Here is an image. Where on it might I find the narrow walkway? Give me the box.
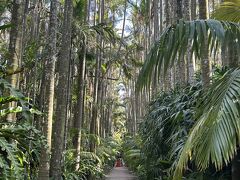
[105,166,138,180]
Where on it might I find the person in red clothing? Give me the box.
[115,152,123,167]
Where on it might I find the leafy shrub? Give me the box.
[63,134,120,179]
[0,72,45,179]
[125,68,233,179]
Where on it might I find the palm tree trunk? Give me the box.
[199,0,210,87]
[164,0,172,90]
[183,0,195,84]
[7,0,25,122]
[72,39,86,169]
[38,0,58,179]
[191,0,196,20]
[228,43,238,68]
[90,0,104,153]
[152,0,159,96]
[49,0,73,178]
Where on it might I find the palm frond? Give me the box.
[173,68,240,179]
[136,20,240,91]
[212,0,240,23]
[125,149,141,159]
[81,151,102,165]
[0,23,12,30]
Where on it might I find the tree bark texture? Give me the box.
[50,0,73,178]
[199,0,210,87]
[7,0,25,122]
[72,41,86,170]
[38,0,58,179]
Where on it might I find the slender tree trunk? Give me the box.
[152,0,159,96]
[153,0,159,40]
[159,0,163,32]
[132,81,137,134]
[228,43,239,68]
[183,0,195,84]
[64,46,74,150]
[191,0,197,20]
[72,39,86,169]
[199,0,210,87]
[49,0,73,178]
[174,0,187,87]
[38,0,58,179]
[90,0,103,153]
[7,0,25,122]
[221,45,228,67]
[99,0,106,139]
[164,0,172,90]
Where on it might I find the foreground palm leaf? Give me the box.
[213,0,240,23]
[173,68,240,179]
[136,20,240,90]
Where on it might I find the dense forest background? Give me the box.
[0,0,239,179]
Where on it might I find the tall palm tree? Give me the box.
[38,0,58,179]
[136,19,240,90]
[199,0,211,87]
[7,0,25,122]
[136,1,240,179]
[50,0,73,178]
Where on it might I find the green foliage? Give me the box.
[63,133,120,179]
[73,0,87,20]
[0,122,45,179]
[0,78,41,120]
[0,70,44,179]
[136,19,240,90]
[126,71,233,179]
[137,83,203,179]
[73,22,118,47]
[23,41,39,69]
[89,23,119,44]
[122,136,143,174]
[0,24,12,31]
[212,0,240,23]
[0,0,10,16]
[174,68,240,179]
[63,149,103,180]
[139,0,150,24]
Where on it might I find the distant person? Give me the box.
[115,152,123,167]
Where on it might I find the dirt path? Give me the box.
[105,166,138,180]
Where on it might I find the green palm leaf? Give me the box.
[136,20,240,91]
[125,149,141,159]
[0,24,12,30]
[173,68,240,179]
[212,0,240,23]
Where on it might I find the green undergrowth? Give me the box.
[0,70,45,179]
[63,133,122,179]
[122,68,232,179]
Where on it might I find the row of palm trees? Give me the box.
[137,0,240,179]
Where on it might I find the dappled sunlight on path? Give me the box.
[105,166,138,180]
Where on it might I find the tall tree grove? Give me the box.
[0,0,239,179]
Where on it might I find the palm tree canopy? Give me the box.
[173,68,240,179]
[212,0,240,23]
[136,20,240,91]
